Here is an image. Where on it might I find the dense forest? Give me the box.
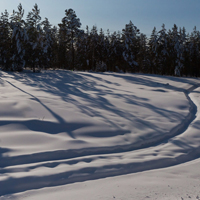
[0,3,200,76]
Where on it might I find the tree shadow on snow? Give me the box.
[0,71,199,196]
[6,70,187,134]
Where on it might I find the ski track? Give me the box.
[0,71,200,197]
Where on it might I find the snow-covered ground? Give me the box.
[0,70,199,199]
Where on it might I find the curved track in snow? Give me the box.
[0,71,199,197]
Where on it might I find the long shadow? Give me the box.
[8,71,187,122]
[109,73,199,92]
[0,147,10,159]
[4,70,195,141]
[1,70,197,135]
[0,119,91,136]
[0,71,197,147]
[0,147,11,169]
[0,70,197,168]
[5,80,75,139]
[0,71,200,196]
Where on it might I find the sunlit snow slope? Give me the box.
[0,70,199,197]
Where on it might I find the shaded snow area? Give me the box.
[0,70,200,200]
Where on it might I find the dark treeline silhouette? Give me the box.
[0,3,200,76]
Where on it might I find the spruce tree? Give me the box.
[122,21,140,72]
[25,3,42,72]
[95,28,107,72]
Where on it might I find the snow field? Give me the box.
[0,70,199,199]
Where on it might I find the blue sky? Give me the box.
[1,0,200,36]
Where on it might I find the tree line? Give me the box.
[0,3,200,76]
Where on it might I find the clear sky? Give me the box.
[1,0,200,36]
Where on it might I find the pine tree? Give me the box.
[58,20,68,69]
[25,3,42,72]
[188,26,200,77]
[157,24,169,75]
[59,8,81,70]
[137,33,150,73]
[95,28,107,72]
[180,27,190,76]
[108,31,124,72]
[89,25,99,70]
[148,27,159,74]
[0,10,11,70]
[41,18,58,69]
[104,29,111,71]
[10,3,27,71]
[75,27,89,70]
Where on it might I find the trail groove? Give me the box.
[0,71,199,196]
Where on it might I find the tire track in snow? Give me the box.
[0,76,200,196]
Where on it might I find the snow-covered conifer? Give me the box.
[157,24,169,74]
[108,31,123,72]
[122,21,140,72]
[75,27,90,70]
[25,3,42,72]
[187,26,200,76]
[137,33,150,73]
[148,27,159,73]
[41,18,58,69]
[89,25,99,70]
[59,8,81,70]
[169,24,184,76]
[95,28,108,71]
[10,3,27,71]
[0,10,11,70]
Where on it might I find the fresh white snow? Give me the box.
[0,70,199,199]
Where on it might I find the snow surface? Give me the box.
[0,70,199,199]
